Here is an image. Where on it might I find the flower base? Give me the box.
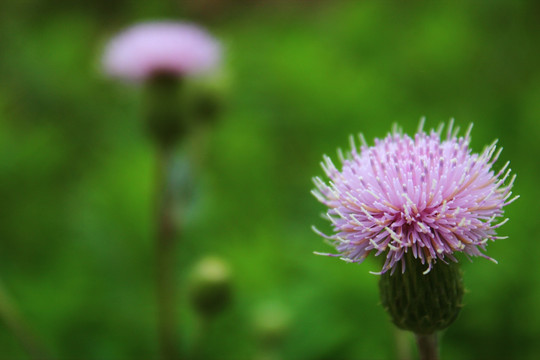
[379,252,464,335]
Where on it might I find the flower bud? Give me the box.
[189,256,232,317]
[253,301,291,347]
[186,73,229,126]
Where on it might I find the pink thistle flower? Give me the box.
[312,120,518,275]
[102,21,221,81]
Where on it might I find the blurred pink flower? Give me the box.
[313,120,518,275]
[103,21,221,81]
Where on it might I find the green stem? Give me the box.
[191,314,209,360]
[415,333,439,360]
[0,279,49,360]
[155,145,180,360]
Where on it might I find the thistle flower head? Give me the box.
[102,21,221,81]
[313,120,518,275]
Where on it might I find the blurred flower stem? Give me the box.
[0,279,49,360]
[415,333,438,360]
[190,315,209,360]
[154,144,180,360]
[146,73,186,360]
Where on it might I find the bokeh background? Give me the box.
[1,0,539,359]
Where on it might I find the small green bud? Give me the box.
[185,72,229,126]
[189,256,232,317]
[191,89,223,125]
[379,252,464,334]
[253,301,291,347]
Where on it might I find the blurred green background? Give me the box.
[1,0,539,359]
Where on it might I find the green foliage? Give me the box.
[0,1,539,359]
